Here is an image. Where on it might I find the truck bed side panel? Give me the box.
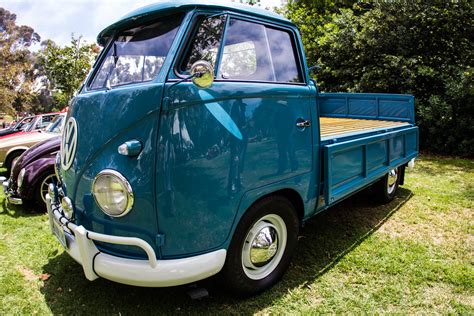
[323,126,418,205]
[318,93,415,124]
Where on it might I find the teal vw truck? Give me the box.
[47,0,418,295]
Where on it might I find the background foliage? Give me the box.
[37,38,99,109]
[0,8,99,115]
[1,3,473,156]
[283,1,473,157]
[0,8,40,114]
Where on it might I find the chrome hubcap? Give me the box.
[242,214,287,280]
[387,168,398,194]
[41,174,57,204]
[250,226,279,267]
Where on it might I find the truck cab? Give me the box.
[47,0,418,295]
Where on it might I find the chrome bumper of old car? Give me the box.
[2,178,23,205]
[46,189,226,287]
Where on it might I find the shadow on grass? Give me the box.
[0,198,43,219]
[40,188,412,314]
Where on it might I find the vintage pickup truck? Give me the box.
[47,0,418,295]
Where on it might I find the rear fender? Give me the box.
[6,146,28,159]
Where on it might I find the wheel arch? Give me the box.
[4,147,27,170]
[5,146,28,160]
[223,172,314,253]
[5,147,28,162]
[236,187,305,229]
[267,188,305,222]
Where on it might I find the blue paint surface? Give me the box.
[198,90,243,140]
[319,93,415,123]
[56,2,419,261]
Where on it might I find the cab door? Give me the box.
[156,14,314,257]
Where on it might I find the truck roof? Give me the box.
[97,0,292,45]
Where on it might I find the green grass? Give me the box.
[1,155,473,314]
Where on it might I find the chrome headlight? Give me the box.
[17,168,26,190]
[92,169,134,217]
[61,196,74,219]
[54,153,61,183]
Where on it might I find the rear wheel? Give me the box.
[220,196,299,296]
[373,167,400,203]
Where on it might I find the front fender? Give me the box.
[21,157,55,200]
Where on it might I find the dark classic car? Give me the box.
[2,136,60,210]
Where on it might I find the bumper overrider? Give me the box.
[46,184,226,287]
[1,178,23,205]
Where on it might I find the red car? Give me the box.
[0,116,34,137]
[0,112,59,140]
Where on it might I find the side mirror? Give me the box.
[190,60,214,89]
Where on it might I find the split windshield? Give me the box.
[89,14,184,90]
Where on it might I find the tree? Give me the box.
[279,0,355,67]
[0,8,40,114]
[38,36,100,108]
[284,2,474,156]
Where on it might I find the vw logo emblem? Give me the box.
[61,117,78,170]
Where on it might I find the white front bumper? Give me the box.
[46,195,226,287]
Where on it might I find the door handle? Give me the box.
[296,120,311,128]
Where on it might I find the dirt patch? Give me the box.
[17,266,37,282]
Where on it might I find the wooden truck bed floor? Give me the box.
[320,117,411,140]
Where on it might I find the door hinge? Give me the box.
[156,234,165,247]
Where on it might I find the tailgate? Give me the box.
[323,126,418,205]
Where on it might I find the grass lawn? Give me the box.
[0,155,473,314]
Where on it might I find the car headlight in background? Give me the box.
[17,168,26,191]
[92,169,134,217]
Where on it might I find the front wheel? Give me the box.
[220,196,299,296]
[34,171,57,212]
[373,167,401,203]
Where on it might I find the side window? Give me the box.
[180,15,226,73]
[218,19,273,81]
[41,115,55,128]
[218,19,303,83]
[220,41,256,78]
[266,27,302,83]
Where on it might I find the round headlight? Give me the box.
[92,170,134,217]
[17,168,26,190]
